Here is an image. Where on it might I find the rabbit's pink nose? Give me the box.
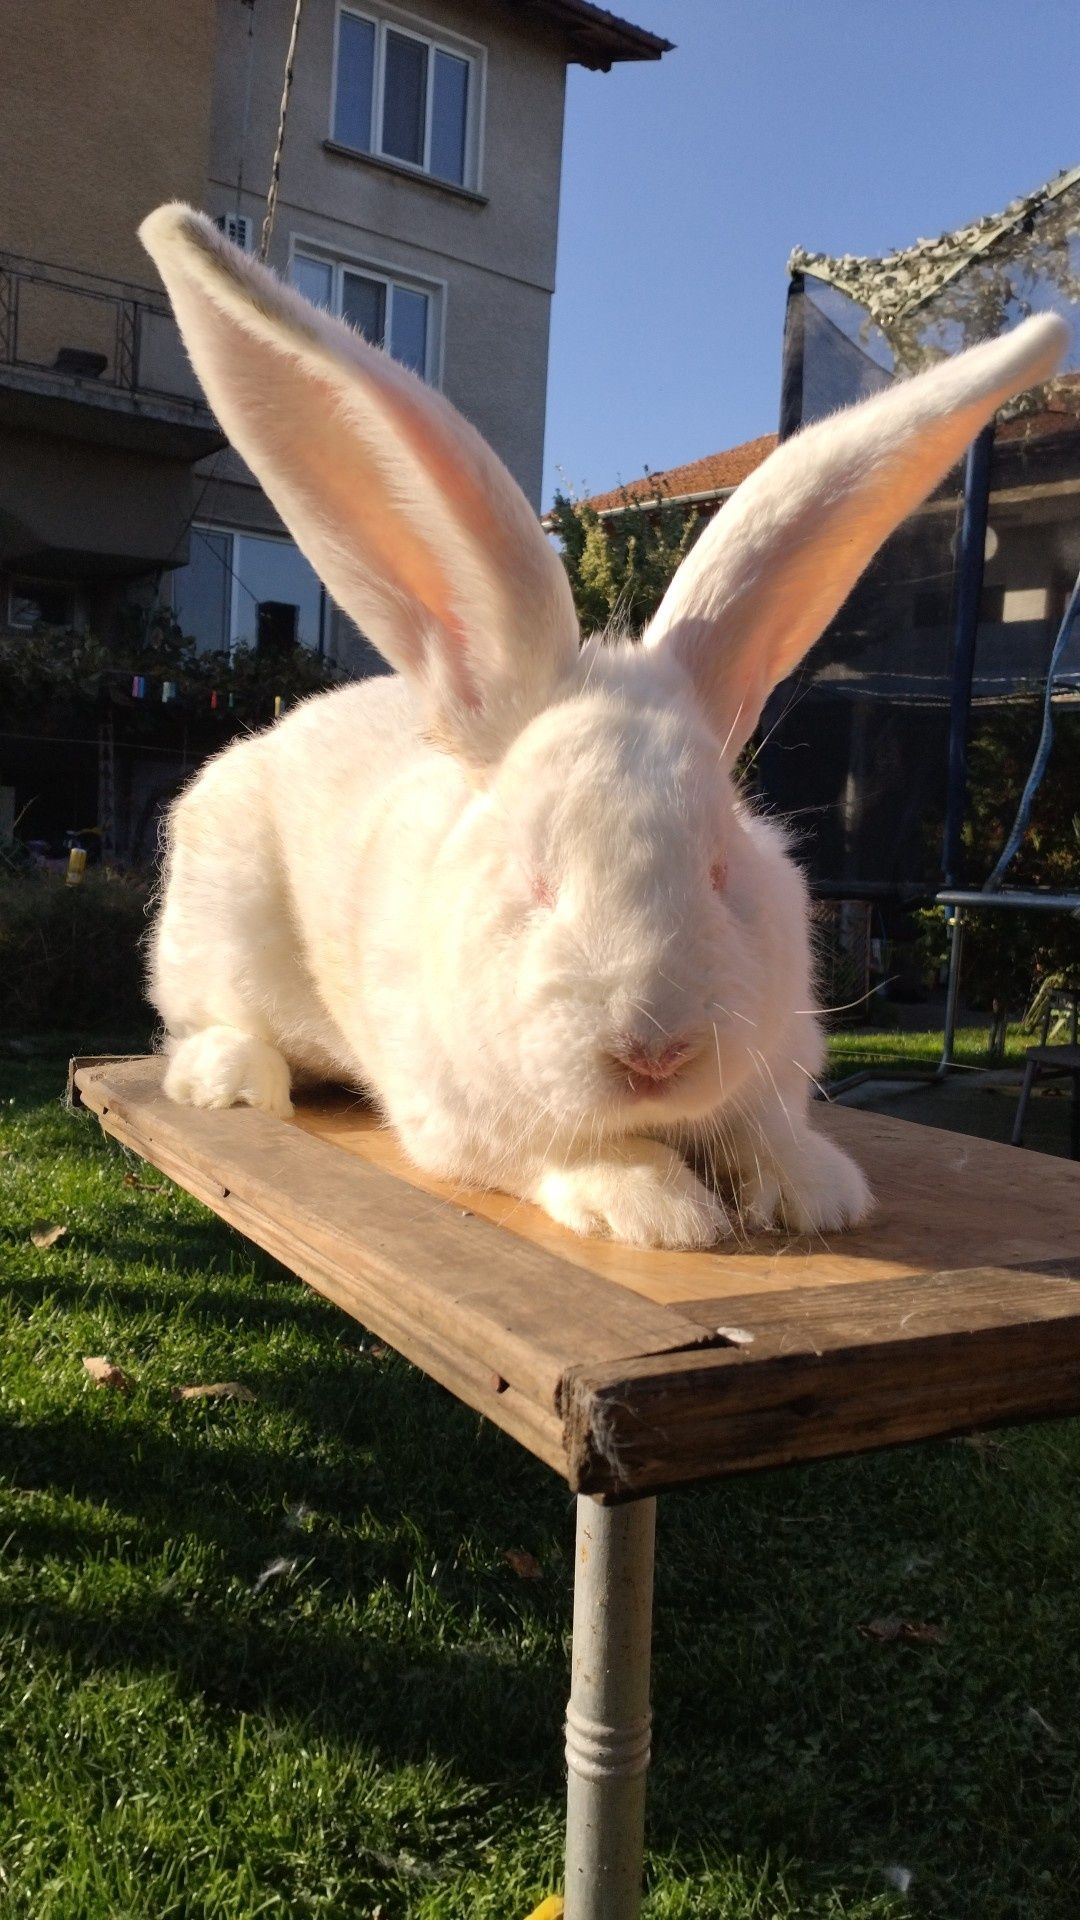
[609,1038,697,1091]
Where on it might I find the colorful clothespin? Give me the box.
[210,690,219,710]
[162,680,177,704]
[131,675,146,699]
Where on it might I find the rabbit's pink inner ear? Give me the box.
[161,254,485,710]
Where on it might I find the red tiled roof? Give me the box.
[583,434,778,514]
[568,374,1078,523]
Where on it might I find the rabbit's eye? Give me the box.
[710,858,727,894]
[532,873,556,909]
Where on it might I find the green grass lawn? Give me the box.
[2,1036,1079,1918]
[826,1021,1029,1078]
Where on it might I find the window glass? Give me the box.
[8,578,77,629]
[334,12,375,151]
[231,533,324,652]
[172,529,230,653]
[389,286,428,375]
[341,270,386,346]
[382,31,427,166]
[172,529,323,654]
[290,253,334,309]
[430,50,468,184]
[288,250,437,382]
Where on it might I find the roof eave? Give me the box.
[518,0,673,69]
[541,483,736,530]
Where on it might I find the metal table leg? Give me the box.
[564,1495,656,1920]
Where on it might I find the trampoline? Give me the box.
[763,168,1080,1077]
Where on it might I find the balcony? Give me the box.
[0,252,224,461]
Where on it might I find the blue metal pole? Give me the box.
[941,423,995,888]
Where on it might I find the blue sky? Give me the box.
[542,0,1079,509]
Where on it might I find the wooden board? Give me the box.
[291,1093,1080,1304]
[72,1057,1080,1500]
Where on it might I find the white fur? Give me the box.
[141,206,1066,1248]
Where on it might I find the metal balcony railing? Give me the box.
[0,251,207,413]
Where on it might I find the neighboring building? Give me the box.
[577,432,777,523]
[0,0,669,854]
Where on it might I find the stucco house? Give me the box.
[0,0,668,852]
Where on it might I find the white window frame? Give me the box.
[174,524,328,657]
[331,3,485,192]
[289,235,446,386]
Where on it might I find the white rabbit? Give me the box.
[140,205,1066,1249]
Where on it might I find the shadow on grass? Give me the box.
[6,1351,1080,1916]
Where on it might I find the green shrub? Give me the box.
[0,611,343,732]
[548,482,704,633]
[0,872,153,1035]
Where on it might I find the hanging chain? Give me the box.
[259,0,305,262]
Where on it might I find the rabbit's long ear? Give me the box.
[140,205,580,765]
[642,315,1068,761]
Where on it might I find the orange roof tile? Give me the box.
[582,433,778,515]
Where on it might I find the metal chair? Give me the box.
[1012,987,1080,1159]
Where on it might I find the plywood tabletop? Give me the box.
[72,1056,1080,1499]
[291,1092,1080,1306]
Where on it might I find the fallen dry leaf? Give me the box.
[170,1381,255,1403]
[30,1221,67,1249]
[858,1615,947,1647]
[503,1548,543,1581]
[123,1171,165,1194]
[82,1356,132,1392]
[368,1343,390,1360]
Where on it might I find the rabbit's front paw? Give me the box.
[163,1027,293,1119]
[750,1130,872,1234]
[536,1143,730,1250]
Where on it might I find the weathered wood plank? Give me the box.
[72,1059,712,1468]
[87,1094,568,1473]
[73,1058,1080,1501]
[563,1265,1080,1496]
[675,1263,1080,1349]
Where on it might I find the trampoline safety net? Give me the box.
[758,170,1080,920]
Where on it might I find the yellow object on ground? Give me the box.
[524,1899,564,1920]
